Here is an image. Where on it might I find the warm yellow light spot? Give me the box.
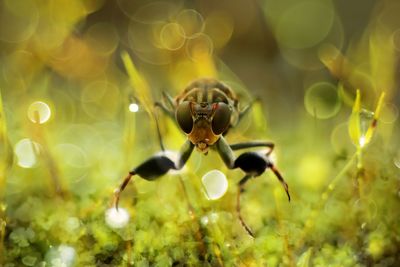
[27,101,51,124]
[367,238,384,260]
[297,155,329,190]
[186,33,213,62]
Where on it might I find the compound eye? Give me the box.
[176,101,193,134]
[211,102,232,135]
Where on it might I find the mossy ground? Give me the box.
[1,0,400,266]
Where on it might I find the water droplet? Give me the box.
[105,207,130,229]
[27,101,51,124]
[129,103,139,113]
[46,245,76,267]
[359,109,374,135]
[200,216,209,226]
[201,170,228,200]
[14,138,40,168]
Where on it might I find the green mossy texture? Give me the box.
[1,1,400,266]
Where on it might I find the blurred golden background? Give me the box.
[1,0,400,266]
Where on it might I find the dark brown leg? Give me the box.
[237,174,255,237]
[271,165,290,201]
[113,171,135,210]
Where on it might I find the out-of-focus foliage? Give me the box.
[0,0,399,266]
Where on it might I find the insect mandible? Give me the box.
[113,78,290,237]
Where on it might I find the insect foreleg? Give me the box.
[236,174,254,237]
[114,140,194,210]
[216,136,290,236]
[230,141,274,155]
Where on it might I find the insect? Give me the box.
[113,78,290,237]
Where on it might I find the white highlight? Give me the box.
[129,103,139,113]
[14,138,40,168]
[28,101,51,124]
[46,245,76,267]
[359,136,366,148]
[105,207,130,229]
[201,170,228,200]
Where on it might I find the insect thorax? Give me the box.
[176,78,239,111]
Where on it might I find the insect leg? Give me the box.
[230,141,274,155]
[237,174,255,237]
[114,140,194,209]
[216,136,290,235]
[217,136,288,199]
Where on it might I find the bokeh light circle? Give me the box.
[27,101,51,124]
[54,144,89,183]
[129,103,139,113]
[159,22,185,50]
[176,9,205,38]
[81,80,121,119]
[186,33,213,62]
[86,22,119,56]
[202,170,228,200]
[276,0,335,49]
[380,102,399,124]
[304,82,341,119]
[128,21,172,65]
[0,0,39,43]
[204,12,234,49]
[14,138,40,168]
